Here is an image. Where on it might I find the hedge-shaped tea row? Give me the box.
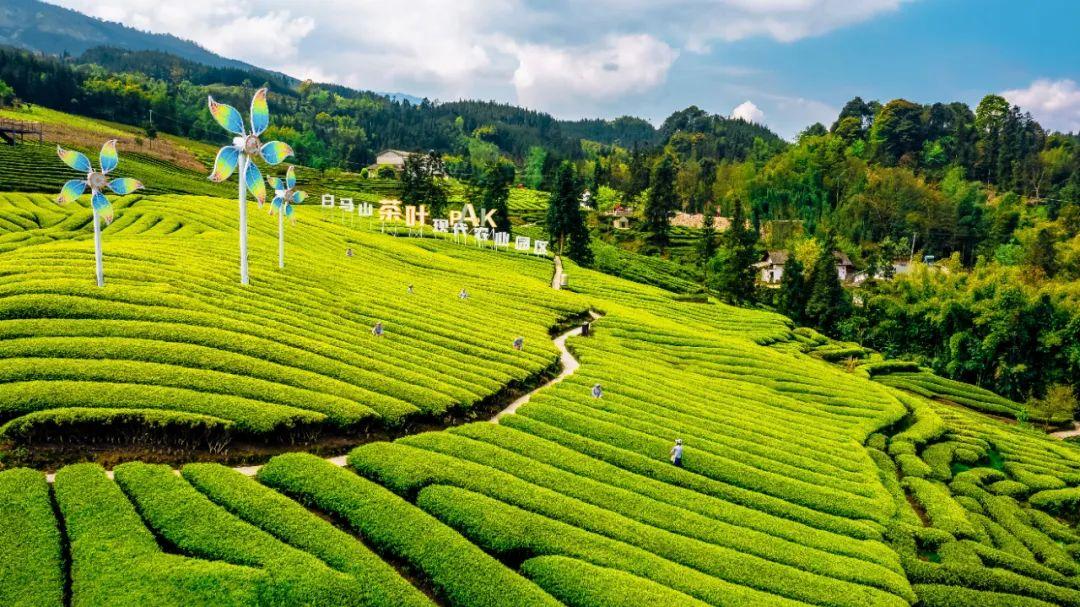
[112,462,370,606]
[53,463,265,606]
[180,463,433,607]
[349,440,915,605]
[0,468,63,607]
[256,453,561,607]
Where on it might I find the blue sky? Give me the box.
[52,0,1080,139]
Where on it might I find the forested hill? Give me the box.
[0,0,253,70]
[0,42,785,170]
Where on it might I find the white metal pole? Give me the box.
[92,208,104,287]
[278,208,285,268]
[238,154,249,285]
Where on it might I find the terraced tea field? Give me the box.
[2,187,1080,606]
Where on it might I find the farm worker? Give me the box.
[371,321,384,337]
[513,336,524,351]
[346,247,354,257]
[670,439,684,467]
[408,284,414,294]
[591,383,602,399]
[459,288,469,300]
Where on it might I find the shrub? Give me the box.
[256,453,560,607]
[53,463,262,606]
[520,556,712,607]
[0,468,62,607]
[113,462,365,606]
[180,463,432,607]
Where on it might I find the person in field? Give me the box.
[371,321,384,337]
[346,248,354,257]
[459,288,469,300]
[670,439,684,467]
[407,284,414,294]
[591,383,602,398]
[513,336,524,351]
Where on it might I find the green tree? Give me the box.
[547,161,580,252]
[523,146,547,189]
[644,154,678,249]
[1027,227,1058,277]
[777,254,807,323]
[698,204,718,270]
[480,161,514,233]
[804,233,850,334]
[707,197,758,303]
[0,79,14,106]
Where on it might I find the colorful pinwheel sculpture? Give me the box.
[267,165,306,268]
[206,88,293,284]
[56,141,143,287]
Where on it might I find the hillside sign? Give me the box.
[319,195,548,255]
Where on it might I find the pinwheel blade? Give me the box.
[286,165,296,189]
[91,191,114,224]
[270,196,283,214]
[208,146,240,182]
[267,176,285,192]
[250,88,269,136]
[207,96,246,136]
[292,190,307,204]
[108,178,143,196]
[99,140,118,174]
[285,203,295,219]
[259,140,293,165]
[57,179,87,205]
[244,160,266,205]
[57,146,92,173]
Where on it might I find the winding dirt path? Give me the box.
[44,313,599,482]
[44,313,598,481]
[1049,422,1080,440]
[491,311,600,423]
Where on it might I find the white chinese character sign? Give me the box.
[207,88,293,285]
[357,202,373,217]
[474,227,490,247]
[56,140,144,286]
[452,222,469,243]
[515,236,531,252]
[339,197,355,226]
[494,232,510,249]
[321,194,335,209]
[534,240,549,256]
[433,219,450,233]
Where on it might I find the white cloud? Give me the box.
[44,0,905,126]
[50,0,314,63]
[1002,78,1080,133]
[507,34,678,116]
[731,100,764,123]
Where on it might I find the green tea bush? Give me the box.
[0,468,62,607]
[180,463,433,607]
[257,453,560,607]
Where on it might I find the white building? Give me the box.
[366,149,413,176]
[755,250,856,284]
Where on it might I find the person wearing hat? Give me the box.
[591,383,603,399]
[670,439,684,467]
[513,336,524,351]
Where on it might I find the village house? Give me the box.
[605,204,635,230]
[366,149,412,176]
[755,250,857,284]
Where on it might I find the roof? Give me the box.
[378,149,413,157]
[833,251,854,267]
[764,250,789,265]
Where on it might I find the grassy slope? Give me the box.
[3,107,1080,607]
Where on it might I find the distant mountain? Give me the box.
[0,0,253,70]
[378,92,425,106]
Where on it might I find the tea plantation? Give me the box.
[2,114,1080,605]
